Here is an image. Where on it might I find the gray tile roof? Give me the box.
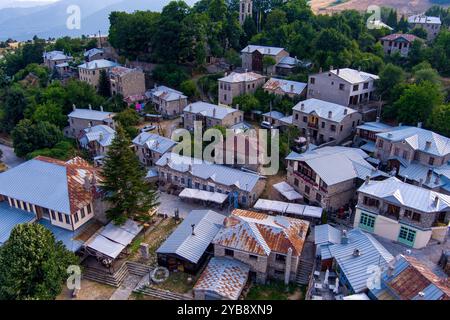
[156,210,225,263]
[286,147,387,185]
[293,98,358,123]
[132,133,177,154]
[68,108,115,121]
[377,126,450,157]
[156,153,262,192]
[184,101,240,120]
[358,177,450,213]
[321,228,394,293]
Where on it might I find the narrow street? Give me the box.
[0,144,23,169]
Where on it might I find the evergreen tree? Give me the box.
[101,126,159,225]
[98,69,111,97]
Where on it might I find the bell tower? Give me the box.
[239,0,253,25]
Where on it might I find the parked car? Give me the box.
[141,125,156,133]
[260,121,274,129]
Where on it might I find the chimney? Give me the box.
[100,106,104,112]
[290,84,294,92]
[300,103,305,111]
[88,104,92,110]
[365,175,370,185]
[213,108,216,118]
[419,178,423,187]
[284,247,293,285]
[376,116,380,123]
[319,67,323,73]
[341,230,349,244]
[353,249,361,257]
[95,62,98,69]
[83,174,91,191]
[99,132,104,141]
[425,141,432,150]
[435,175,440,185]
[358,66,361,72]
[417,122,423,128]
[337,68,340,75]
[330,65,334,71]
[268,48,271,54]
[344,108,348,115]
[426,169,433,184]
[399,122,403,127]
[191,224,196,236]
[236,104,240,111]
[434,196,439,207]
[72,104,76,111]
[189,104,192,112]
[328,111,332,119]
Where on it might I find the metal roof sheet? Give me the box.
[194,257,249,300]
[156,153,262,192]
[357,121,393,133]
[408,15,441,24]
[147,85,187,102]
[81,125,115,147]
[219,71,264,83]
[329,68,379,84]
[132,132,177,154]
[84,48,104,58]
[68,108,115,121]
[263,78,307,95]
[78,59,118,70]
[184,102,239,120]
[179,188,228,204]
[0,202,35,245]
[241,45,285,55]
[43,50,72,61]
[262,111,285,120]
[293,98,358,122]
[314,224,342,246]
[156,210,225,264]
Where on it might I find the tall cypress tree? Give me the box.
[101,125,159,224]
[98,69,111,97]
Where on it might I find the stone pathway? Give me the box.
[109,274,144,300]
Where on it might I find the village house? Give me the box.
[0,156,104,250]
[408,14,442,41]
[316,226,394,294]
[262,111,285,128]
[307,68,379,109]
[286,146,388,211]
[369,254,450,300]
[109,66,146,99]
[43,50,73,70]
[263,78,307,99]
[155,152,266,207]
[213,209,310,284]
[354,121,393,156]
[132,132,177,167]
[380,34,422,57]
[78,59,118,90]
[84,48,106,62]
[183,102,244,131]
[374,126,450,194]
[292,98,362,145]
[218,71,265,106]
[354,177,450,249]
[156,210,225,273]
[275,56,312,76]
[66,106,116,138]
[194,256,250,300]
[146,85,188,117]
[78,124,116,161]
[241,45,289,74]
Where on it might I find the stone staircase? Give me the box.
[296,259,314,285]
[82,261,152,287]
[134,284,193,300]
[127,261,153,277]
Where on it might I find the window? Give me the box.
[275,254,286,262]
[340,125,343,132]
[378,139,384,148]
[249,254,258,261]
[412,212,421,222]
[359,212,376,231]
[274,270,284,276]
[316,193,322,202]
[310,77,315,84]
[330,125,336,132]
[181,177,185,184]
[295,114,299,120]
[74,212,79,223]
[321,122,325,128]
[394,148,400,156]
[303,116,307,123]
[294,178,299,187]
[81,208,86,219]
[398,226,416,246]
[353,85,359,91]
[304,185,310,195]
[225,249,234,257]
[65,215,70,224]
[363,82,369,90]
[402,150,409,160]
[339,84,345,90]
[404,210,413,218]
[363,197,379,208]
[58,212,63,222]
[429,157,435,166]
[51,211,56,220]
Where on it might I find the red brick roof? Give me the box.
[380,33,421,43]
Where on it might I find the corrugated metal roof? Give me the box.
[329,68,379,84]
[377,126,450,157]
[408,15,441,24]
[219,71,264,83]
[324,228,394,293]
[194,257,249,300]
[43,50,72,61]
[132,132,177,154]
[314,224,342,246]
[156,153,262,192]
[263,78,307,95]
[0,202,35,245]
[213,209,309,256]
[84,48,104,58]
[262,111,285,120]
[279,115,292,125]
[293,98,358,122]
[241,45,285,55]
[184,102,239,120]
[81,125,115,147]
[357,121,393,133]
[156,210,225,264]
[68,108,115,121]
[78,59,118,70]
[147,85,187,102]
[358,177,450,213]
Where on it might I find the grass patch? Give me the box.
[152,271,196,294]
[245,281,299,300]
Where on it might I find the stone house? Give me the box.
[241,45,289,74]
[307,68,379,109]
[66,106,116,138]
[78,124,116,160]
[355,177,450,249]
[109,66,146,99]
[292,98,362,145]
[78,59,118,90]
[183,102,244,131]
[146,85,188,117]
[155,153,266,207]
[218,71,265,106]
[374,126,450,193]
[213,209,310,284]
[263,77,307,99]
[354,121,393,155]
[408,15,442,41]
[380,34,422,57]
[132,132,177,167]
[286,147,388,211]
[43,50,73,70]
[84,48,106,62]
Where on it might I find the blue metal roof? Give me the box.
[132,133,177,154]
[314,224,342,246]
[0,202,35,245]
[156,210,225,264]
[38,219,84,252]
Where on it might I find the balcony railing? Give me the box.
[308,122,319,129]
[294,171,319,188]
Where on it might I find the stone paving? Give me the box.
[109,274,143,300]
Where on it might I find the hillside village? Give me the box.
[0,0,449,302]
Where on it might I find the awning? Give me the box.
[179,188,229,204]
[253,199,323,219]
[87,235,125,260]
[273,182,302,201]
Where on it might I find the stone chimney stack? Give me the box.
[213,108,216,118]
[341,230,349,244]
[191,224,196,236]
[290,84,294,92]
[73,104,77,111]
[344,108,348,115]
[365,175,370,185]
[417,122,423,128]
[284,247,293,285]
[88,104,92,110]
[300,103,305,111]
[426,169,433,184]
[328,111,332,119]
[100,105,104,112]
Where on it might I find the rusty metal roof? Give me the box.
[213,209,309,256]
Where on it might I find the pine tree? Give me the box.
[98,69,111,97]
[100,125,159,224]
